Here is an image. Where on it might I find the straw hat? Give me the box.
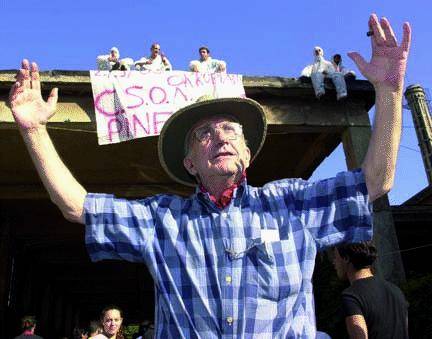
[158,97,267,186]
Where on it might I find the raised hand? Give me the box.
[348,14,411,91]
[9,59,58,131]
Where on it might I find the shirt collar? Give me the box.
[197,171,247,209]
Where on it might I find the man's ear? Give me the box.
[183,156,197,176]
[244,146,251,168]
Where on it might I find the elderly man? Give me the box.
[134,43,172,72]
[9,14,410,338]
[189,46,227,73]
[301,46,348,100]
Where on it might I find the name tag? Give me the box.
[261,229,280,243]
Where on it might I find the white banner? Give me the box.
[90,70,245,145]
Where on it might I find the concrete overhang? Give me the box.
[0,70,375,199]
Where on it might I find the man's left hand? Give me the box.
[348,14,411,92]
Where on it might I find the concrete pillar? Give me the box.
[64,302,74,337]
[0,215,12,339]
[54,293,64,333]
[40,284,52,332]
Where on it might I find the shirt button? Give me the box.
[226,317,233,325]
[225,275,232,284]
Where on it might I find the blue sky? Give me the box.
[1,0,430,204]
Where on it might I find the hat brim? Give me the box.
[158,97,267,187]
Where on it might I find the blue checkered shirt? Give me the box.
[85,169,372,338]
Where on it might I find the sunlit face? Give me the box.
[151,44,161,57]
[199,49,209,61]
[183,116,251,182]
[102,309,123,337]
[314,47,323,57]
[110,50,119,60]
[332,248,348,280]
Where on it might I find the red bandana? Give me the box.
[199,172,246,209]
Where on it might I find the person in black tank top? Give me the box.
[332,241,409,339]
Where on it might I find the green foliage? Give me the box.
[123,324,139,339]
[401,273,432,339]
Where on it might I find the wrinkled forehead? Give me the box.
[191,114,239,131]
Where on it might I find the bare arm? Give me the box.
[345,315,368,339]
[189,60,199,72]
[348,14,411,202]
[218,60,227,72]
[9,60,86,223]
[163,56,173,71]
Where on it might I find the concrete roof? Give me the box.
[0,70,375,198]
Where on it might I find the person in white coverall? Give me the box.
[301,46,348,100]
[332,54,356,79]
[96,47,134,71]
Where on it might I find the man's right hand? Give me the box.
[9,59,58,131]
[9,59,86,224]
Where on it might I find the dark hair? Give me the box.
[333,54,342,59]
[337,241,377,270]
[100,305,123,321]
[21,315,36,331]
[88,320,101,334]
[138,320,154,335]
[73,327,87,339]
[199,46,210,53]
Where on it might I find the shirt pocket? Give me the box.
[249,239,302,302]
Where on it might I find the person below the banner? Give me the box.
[332,241,409,338]
[13,315,44,339]
[134,43,172,72]
[96,47,134,71]
[189,46,227,73]
[8,14,410,338]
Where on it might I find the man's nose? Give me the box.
[213,127,230,142]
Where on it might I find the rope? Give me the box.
[382,243,432,257]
